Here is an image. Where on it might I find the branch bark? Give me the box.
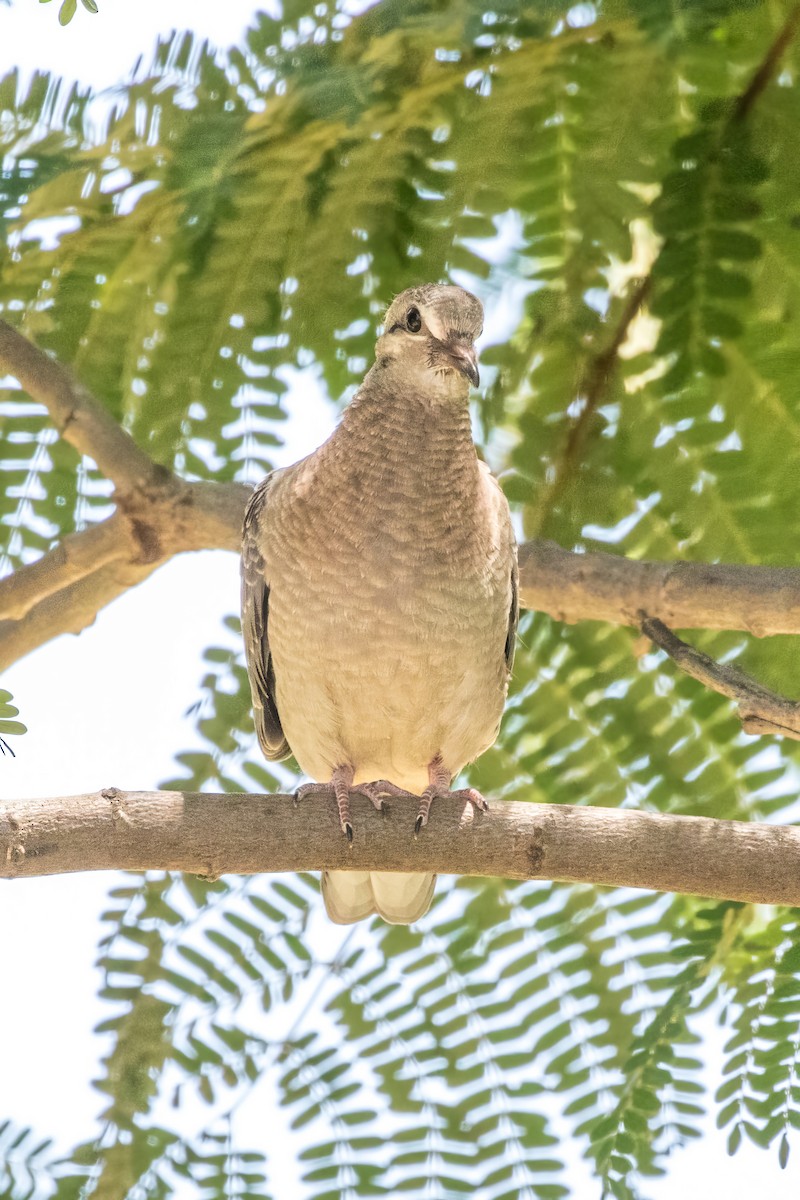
[640,614,800,740]
[0,478,250,671]
[3,789,800,905]
[517,541,800,637]
[4,522,800,671]
[0,514,132,621]
[2,323,800,671]
[0,321,163,497]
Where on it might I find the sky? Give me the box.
[1,1,798,1196]
[1,0,268,89]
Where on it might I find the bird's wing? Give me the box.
[506,548,519,675]
[241,473,292,761]
[479,460,519,676]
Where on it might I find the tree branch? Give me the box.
[3,788,800,906]
[0,478,250,671]
[0,472,248,627]
[2,313,800,672]
[3,526,800,672]
[518,540,800,637]
[0,557,163,670]
[640,614,800,740]
[0,320,166,497]
[0,514,131,621]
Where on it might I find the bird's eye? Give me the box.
[406,307,422,333]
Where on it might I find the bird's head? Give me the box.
[375,283,483,398]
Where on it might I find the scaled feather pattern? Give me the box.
[241,283,517,923]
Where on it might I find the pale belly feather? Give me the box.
[269,570,508,793]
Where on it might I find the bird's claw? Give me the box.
[414,786,489,834]
[293,781,354,840]
[293,782,329,808]
[456,787,490,814]
[352,779,415,813]
[294,778,413,840]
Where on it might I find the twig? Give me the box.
[3,787,800,906]
[733,3,800,122]
[531,276,651,534]
[640,613,800,740]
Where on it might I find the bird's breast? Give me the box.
[262,431,512,787]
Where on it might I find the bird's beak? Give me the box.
[447,341,480,388]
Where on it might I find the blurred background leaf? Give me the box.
[0,688,26,750]
[38,0,99,27]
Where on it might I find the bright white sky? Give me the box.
[0,2,797,1196]
[1,0,269,88]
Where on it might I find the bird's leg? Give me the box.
[332,766,357,842]
[294,764,357,842]
[415,755,489,834]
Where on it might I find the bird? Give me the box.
[241,282,518,924]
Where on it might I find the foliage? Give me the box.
[38,0,98,27]
[3,0,800,1196]
[0,688,25,752]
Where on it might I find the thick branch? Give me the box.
[0,320,165,496]
[0,514,131,621]
[4,512,800,675]
[4,529,800,672]
[0,557,163,669]
[3,788,800,906]
[641,614,800,740]
[0,479,250,671]
[518,540,800,637]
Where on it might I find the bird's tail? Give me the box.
[322,870,436,925]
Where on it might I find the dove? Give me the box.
[241,283,518,924]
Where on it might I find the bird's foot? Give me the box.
[414,787,488,834]
[295,764,488,840]
[294,765,357,842]
[415,756,488,834]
